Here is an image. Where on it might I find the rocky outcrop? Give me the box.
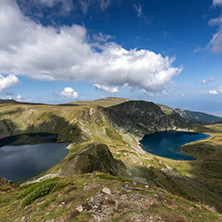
[0,177,16,192]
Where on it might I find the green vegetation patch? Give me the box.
[95,173,131,182]
[18,177,63,207]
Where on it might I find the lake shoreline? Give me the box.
[140,130,210,161]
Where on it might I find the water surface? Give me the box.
[140,131,210,160]
[0,134,69,182]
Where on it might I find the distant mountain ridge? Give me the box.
[158,103,222,124]
[175,108,222,124]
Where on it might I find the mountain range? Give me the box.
[0,97,222,221]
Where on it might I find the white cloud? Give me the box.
[139,89,153,97]
[39,0,72,10]
[133,2,142,17]
[0,0,182,95]
[93,32,113,43]
[16,94,22,100]
[94,84,119,93]
[208,29,222,53]
[207,3,222,53]
[78,0,110,14]
[202,77,216,85]
[209,90,218,95]
[60,87,78,99]
[6,95,12,100]
[209,16,222,26]
[193,46,201,54]
[133,2,152,24]
[0,75,19,94]
[17,0,110,18]
[213,0,222,6]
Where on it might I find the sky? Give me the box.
[1,0,222,115]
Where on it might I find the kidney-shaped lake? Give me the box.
[140,131,210,160]
[0,134,69,182]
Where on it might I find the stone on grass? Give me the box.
[102,187,111,195]
[76,205,83,213]
[21,216,27,222]
[36,200,45,206]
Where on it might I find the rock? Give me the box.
[36,200,45,206]
[26,210,32,215]
[133,182,137,185]
[134,187,145,191]
[76,205,83,213]
[102,187,111,195]
[83,185,89,191]
[21,216,28,222]
[93,214,102,222]
[208,205,217,213]
[130,193,148,200]
[122,186,134,191]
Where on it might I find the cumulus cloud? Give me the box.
[94,84,119,93]
[0,0,182,95]
[212,0,222,6]
[60,87,78,99]
[16,94,22,100]
[209,90,218,95]
[0,75,19,94]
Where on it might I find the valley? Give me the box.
[0,97,222,221]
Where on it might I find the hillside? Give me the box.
[0,98,222,221]
[105,101,195,136]
[60,97,131,108]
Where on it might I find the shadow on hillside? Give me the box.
[0,113,84,144]
[146,150,222,213]
[58,104,80,107]
[0,108,25,117]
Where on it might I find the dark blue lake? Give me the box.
[140,131,210,160]
[0,134,69,182]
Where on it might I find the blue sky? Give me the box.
[1,0,222,115]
